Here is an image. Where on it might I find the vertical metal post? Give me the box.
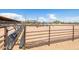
[23,25,26,50]
[72,25,74,41]
[4,27,8,50]
[48,25,50,46]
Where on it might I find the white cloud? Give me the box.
[37,14,58,22]
[47,14,57,22]
[0,13,25,21]
[38,17,46,22]
[48,14,57,20]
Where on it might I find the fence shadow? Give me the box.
[25,36,79,49]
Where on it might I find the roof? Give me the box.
[0,16,20,23]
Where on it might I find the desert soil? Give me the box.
[1,25,79,50]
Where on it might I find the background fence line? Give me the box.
[0,24,79,49]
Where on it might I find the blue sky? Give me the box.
[0,9,79,22]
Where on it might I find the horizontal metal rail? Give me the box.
[24,25,79,48]
[1,24,79,49]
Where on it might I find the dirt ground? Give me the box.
[1,25,79,50]
[13,39,79,50]
[29,39,79,50]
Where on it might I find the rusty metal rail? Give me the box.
[0,24,79,49]
[25,25,79,48]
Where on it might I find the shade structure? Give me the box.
[0,16,21,24]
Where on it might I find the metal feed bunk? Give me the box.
[5,25,24,50]
[0,16,24,50]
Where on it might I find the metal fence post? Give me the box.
[72,25,74,41]
[23,25,26,50]
[48,25,51,46]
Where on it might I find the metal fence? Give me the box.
[25,25,79,49]
[0,24,79,50]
